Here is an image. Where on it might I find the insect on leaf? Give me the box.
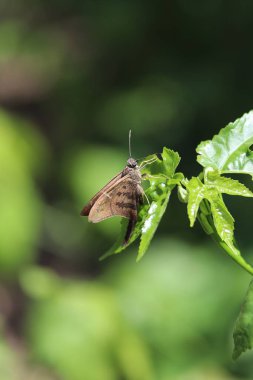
[102,148,182,260]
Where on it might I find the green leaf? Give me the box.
[206,191,237,254]
[138,175,182,261]
[191,109,253,274]
[185,176,253,274]
[207,177,253,197]
[186,177,206,227]
[161,147,181,176]
[140,148,181,178]
[198,197,253,274]
[233,279,253,359]
[196,110,253,177]
[102,148,182,260]
[137,149,182,260]
[204,169,253,197]
[177,183,188,203]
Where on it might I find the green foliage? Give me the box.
[102,148,182,260]
[100,110,253,361]
[233,279,253,359]
[185,177,206,227]
[103,111,253,280]
[184,169,253,274]
[186,111,253,276]
[196,111,253,177]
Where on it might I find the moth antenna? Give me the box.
[136,153,159,163]
[129,129,132,158]
[139,156,158,169]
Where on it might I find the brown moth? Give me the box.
[80,131,144,244]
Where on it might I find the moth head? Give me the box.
[127,158,138,168]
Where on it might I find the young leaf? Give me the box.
[233,279,253,360]
[206,191,238,254]
[137,149,181,260]
[186,177,206,227]
[161,147,181,176]
[196,111,253,178]
[177,183,188,203]
[138,173,182,261]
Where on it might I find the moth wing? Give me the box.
[80,172,123,216]
[88,176,140,223]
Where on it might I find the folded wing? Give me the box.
[80,172,122,216]
[88,176,139,223]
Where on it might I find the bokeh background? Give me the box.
[1,1,253,379]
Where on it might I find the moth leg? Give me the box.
[144,174,169,181]
[142,190,150,206]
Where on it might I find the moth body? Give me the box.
[80,157,144,243]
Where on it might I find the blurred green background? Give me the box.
[1,1,253,379]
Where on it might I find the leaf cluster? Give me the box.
[107,111,253,268]
[105,110,253,359]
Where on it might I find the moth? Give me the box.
[80,131,151,244]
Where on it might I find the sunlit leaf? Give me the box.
[185,176,253,274]
[137,150,182,260]
[206,192,238,254]
[138,175,182,261]
[197,111,253,177]
[204,169,253,197]
[186,177,206,227]
[207,176,253,197]
[233,279,253,359]
[191,111,253,274]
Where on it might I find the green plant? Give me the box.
[104,110,253,359]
